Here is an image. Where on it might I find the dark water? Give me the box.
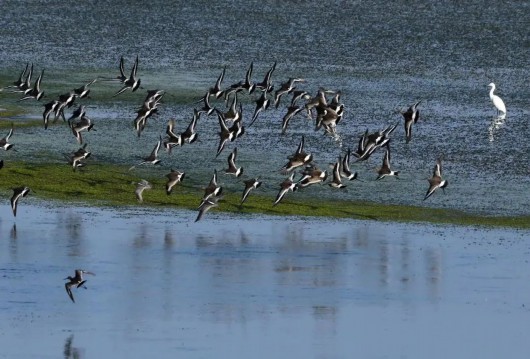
[1,204,529,358]
[1,1,529,215]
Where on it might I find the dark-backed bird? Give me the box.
[201,170,223,203]
[424,156,449,200]
[254,62,276,93]
[273,173,297,206]
[249,89,271,127]
[329,159,346,189]
[165,169,185,195]
[10,186,32,217]
[208,66,226,99]
[401,101,421,143]
[129,137,162,170]
[73,78,97,99]
[195,197,219,222]
[19,69,44,101]
[64,269,95,303]
[240,177,262,204]
[274,77,305,108]
[340,149,358,181]
[215,110,235,157]
[281,105,304,135]
[113,55,141,96]
[376,144,399,180]
[281,135,313,173]
[0,124,15,150]
[298,165,327,188]
[224,147,243,177]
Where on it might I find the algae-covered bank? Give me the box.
[1,161,528,229]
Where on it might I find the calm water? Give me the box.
[0,204,529,358]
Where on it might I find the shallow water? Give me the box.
[0,1,529,216]
[0,204,529,358]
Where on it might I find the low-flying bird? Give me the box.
[273,173,297,206]
[424,156,449,200]
[113,55,141,96]
[401,101,421,143]
[376,144,399,180]
[73,78,97,99]
[201,170,223,203]
[135,179,152,203]
[0,124,15,150]
[340,149,358,181]
[224,147,243,177]
[281,135,313,173]
[329,159,346,189]
[165,169,185,195]
[129,137,162,170]
[208,66,226,98]
[19,69,44,101]
[195,197,219,222]
[298,165,327,188]
[240,177,262,204]
[10,186,32,217]
[64,269,95,303]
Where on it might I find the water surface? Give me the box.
[0,1,529,216]
[1,204,529,358]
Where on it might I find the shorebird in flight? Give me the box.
[165,169,185,195]
[113,55,141,96]
[224,147,243,177]
[329,159,346,189]
[401,101,421,143]
[298,165,327,188]
[208,66,226,99]
[0,124,15,151]
[64,269,95,303]
[340,149,358,181]
[281,135,313,173]
[424,156,449,200]
[240,177,262,205]
[18,69,44,101]
[135,179,152,203]
[10,186,32,217]
[195,197,219,222]
[273,173,298,206]
[73,78,97,99]
[129,137,162,170]
[376,144,399,180]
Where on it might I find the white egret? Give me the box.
[487,82,506,115]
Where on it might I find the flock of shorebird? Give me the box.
[0,57,507,225]
[0,56,507,302]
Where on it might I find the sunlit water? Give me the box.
[0,1,529,216]
[0,204,529,358]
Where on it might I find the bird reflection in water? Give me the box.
[63,334,83,359]
[488,113,506,142]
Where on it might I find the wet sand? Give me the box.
[1,203,529,358]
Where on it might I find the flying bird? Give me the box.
[64,269,95,303]
[424,156,449,200]
[10,186,32,217]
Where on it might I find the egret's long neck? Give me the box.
[489,86,495,100]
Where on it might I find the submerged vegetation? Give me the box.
[0,161,528,229]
